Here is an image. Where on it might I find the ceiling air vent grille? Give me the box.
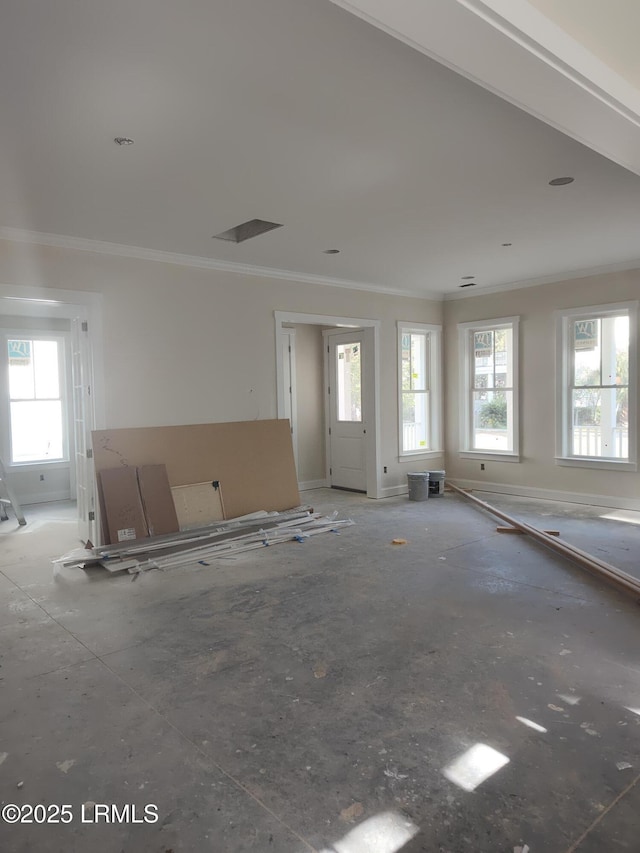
[213,219,283,243]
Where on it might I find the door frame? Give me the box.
[0,284,104,539]
[274,311,382,499]
[278,326,298,476]
[324,327,368,492]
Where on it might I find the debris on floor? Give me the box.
[391,538,407,545]
[340,802,364,822]
[383,765,408,781]
[53,508,354,574]
[616,761,633,771]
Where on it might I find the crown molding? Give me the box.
[443,259,640,300]
[459,0,640,125]
[3,227,637,305]
[329,0,640,176]
[0,226,441,302]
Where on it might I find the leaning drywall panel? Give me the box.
[138,464,180,537]
[91,419,300,519]
[99,467,149,544]
[171,482,225,529]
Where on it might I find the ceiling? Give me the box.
[1,0,639,299]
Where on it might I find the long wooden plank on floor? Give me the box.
[448,483,640,599]
[496,526,560,536]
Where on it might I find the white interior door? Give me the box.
[71,316,97,545]
[327,330,367,492]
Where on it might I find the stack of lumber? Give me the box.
[54,508,353,575]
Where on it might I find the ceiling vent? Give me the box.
[213,219,283,243]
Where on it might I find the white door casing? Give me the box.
[71,316,97,544]
[279,328,298,477]
[274,311,381,499]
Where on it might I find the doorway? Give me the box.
[324,329,366,491]
[0,285,103,543]
[274,311,381,499]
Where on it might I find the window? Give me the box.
[557,302,637,470]
[458,317,519,460]
[397,322,441,456]
[336,341,362,422]
[2,335,69,464]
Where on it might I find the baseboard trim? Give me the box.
[378,485,410,498]
[449,479,640,512]
[17,490,72,506]
[298,479,330,491]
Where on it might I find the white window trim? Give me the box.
[458,316,520,462]
[1,330,72,468]
[555,300,638,472]
[397,321,442,459]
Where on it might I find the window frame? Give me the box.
[458,316,520,462]
[397,321,442,459]
[1,330,72,468]
[555,301,638,471]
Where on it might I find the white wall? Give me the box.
[443,269,640,508]
[0,239,443,497]
[292,324,325,484]
[2,239,638,509]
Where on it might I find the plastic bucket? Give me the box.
[407,472,430,501]
[426,470,445,496]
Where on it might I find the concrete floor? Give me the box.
[0,488,639,852]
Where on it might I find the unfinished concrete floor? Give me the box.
[1,488,639,853]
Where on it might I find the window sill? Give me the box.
[398,450,443,462]
[555,456,637,472]
[7,460,71,472]
[459,451,520,463]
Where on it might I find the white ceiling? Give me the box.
[1,0,640,299]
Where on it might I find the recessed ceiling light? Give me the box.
[549,176,574,186]
[459,282,476,288]
[461,275,475,280]
[323,249,340,254]
[501,242,512,247]
[114,137,134,146]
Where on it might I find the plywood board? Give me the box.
[138,464,180,537]
[99,467,149,544]
[92,419,300,520]
[171,482,224,529]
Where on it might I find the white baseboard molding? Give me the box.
[449,479,640,512]
[298,479,330,491]
[16,490,72,506]
[378,484,410,498]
